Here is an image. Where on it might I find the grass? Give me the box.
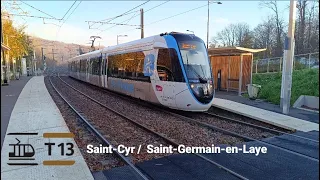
[251,69,319,105]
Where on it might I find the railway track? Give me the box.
[60,75,319,163]
[203,112,319,143]
[53,75,250,180]
[49,73,319,180]
[48,76,149,180]
[163,110,319,162]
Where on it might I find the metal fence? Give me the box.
[253,52,319,74]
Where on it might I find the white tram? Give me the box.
[68,32,214,111]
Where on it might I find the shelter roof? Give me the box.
[208,46,266,56]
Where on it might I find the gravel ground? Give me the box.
[182,112,276,140]
[207,107,293,133]
[60,76,243,146]
[44,77,124,172]
[48,76,171,164]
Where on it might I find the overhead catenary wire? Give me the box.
[94,0,151,32]
[62,1,82,24]
[86,21,140,27]
[4,13,61,20]
[144,0,170,13]
[123,10,139,25]
[94,0,168,28]
[95,0,150,25]
[56,1,82,40]
[117,1,217,34]
[97,0,170,34]
[147,1,218,26]
[20,1,57,19]
[6,1,28,23]
[61,1,77,20]
[86,10,139,29]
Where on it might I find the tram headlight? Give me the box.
[208,83,214,94]
[190,83,214,97]
[190,83,201,96]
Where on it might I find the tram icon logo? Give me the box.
[6,132,76,166]
[7,133,38,166]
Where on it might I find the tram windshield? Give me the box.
[173,34,212,83]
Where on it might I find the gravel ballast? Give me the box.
[48,77,171,164]
[60,76,243,146]
[45,77,124,172]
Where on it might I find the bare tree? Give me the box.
[260,1,284,57]
[253,16,276,58]
[235,23,253,47]
[213,23,253,48]
[305,0,319,53]
[214,24,237,46]
[296,0,308,54]
[209,38,218,48]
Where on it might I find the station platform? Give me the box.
[212,97,319,132]
[215,91,319,123]
[1,76,32,148]
[1,76,94,180]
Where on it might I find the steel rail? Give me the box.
[203,112,319,143]
[57,75,249,180]
[48,77,149,180]
[160,110,319,162]
[65,75,318,162]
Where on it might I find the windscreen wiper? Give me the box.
[186,54,207,84]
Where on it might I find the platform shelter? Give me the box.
[208,47,266,95]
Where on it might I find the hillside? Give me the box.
[29,36,104,68]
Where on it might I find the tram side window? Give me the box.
[107,51,149,82]
[157,48,184,82]
[90,57,101,75]
[80,60,87,73]
[79,61,82,72]
[86,60,90,74]
[76,61,80,72]
[73,62,78,72]
[79,60,82,72]
[101,56,106,75]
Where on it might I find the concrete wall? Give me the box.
[293,95,319,112]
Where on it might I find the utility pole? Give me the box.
[280,0,296,114]
[49,48,58,68]
[41,47,44,70]
[52,48,55,61]
[140,8,144,39]
[51,48,58,61]
[33,50,37,76]
[206,1,222,49]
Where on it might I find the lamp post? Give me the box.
[117,35,128,45]
[207,1,222,49]
[186,30,194,34]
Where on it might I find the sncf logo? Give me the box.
[156,85,163,91]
